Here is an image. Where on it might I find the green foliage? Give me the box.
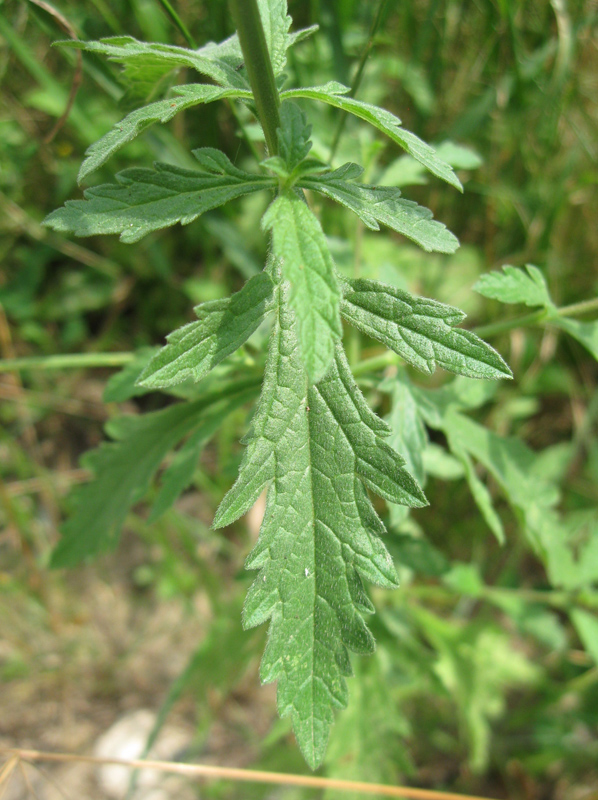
[281,84,463,189]
[139,271,273,388]
[38,0,521,768]
[340,278,512,379]
[77,85,251,183]
[303,166,459,253]
[262,194,342,383]
[52,382,258,567]
[44,148,276,242]
[474,264,552,309]
[7,0,590,783]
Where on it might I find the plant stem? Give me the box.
[328,0,389,163]
[3,296,595,377]
[475,296,598,339]
[155,0,196,47]
[0,352,134,373]
[229,0,280,157]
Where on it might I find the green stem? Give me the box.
[0,352,134,373]
[328,0,389,163]
[475,296,598,339]
[156,0,197,48]
[352,351,398,377]
[227,99,264,166]
[229,0,280,157]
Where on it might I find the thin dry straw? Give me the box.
[4,749,497,800]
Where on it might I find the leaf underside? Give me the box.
[214,280,425,768]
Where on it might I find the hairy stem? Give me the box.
[229,0,281,157]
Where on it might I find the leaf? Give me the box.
[448,444,505,544]
[103,347,158,402]
[381,373,428,528]
[552,316,598,361]
[570,609,598,665]
[324,655,411,795]
[473,264,552,308]
[148,392,252,522]
[59,36,250,90]
[138,272,274,388]
[44,148,275,243]
[302,169,459,253]
[281,84,462,190]
[439,411,560,516]
[387,534,449,577]
[340,277,512,379]
[416,610,538,773]
[78,85,250,183]
[378,142,481,189]
[213,283,425,768]
[383,374,427,487]
[256,0,292,74]
[51,382,259,567]
[262,191,342,382]
[277,101,312,170]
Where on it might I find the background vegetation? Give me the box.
[1,0,597,798]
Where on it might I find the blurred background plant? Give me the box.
[0,0,597,798]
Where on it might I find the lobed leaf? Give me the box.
[138,272,274,388]
[281,84,462,190]
[214,282,425,767]
[381,373,428,528]
[148,393,252,521]
[78,85,250,184]
[44,148,276,243]
[277,101,312,170]
[256,0,292,74]
[302,167,459,253]
[262,191,342,383]
[340,277,512,380]
[51,384,258,567]
[473,264,552,308]
[59,36,250,90]
[551,316,598,362]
